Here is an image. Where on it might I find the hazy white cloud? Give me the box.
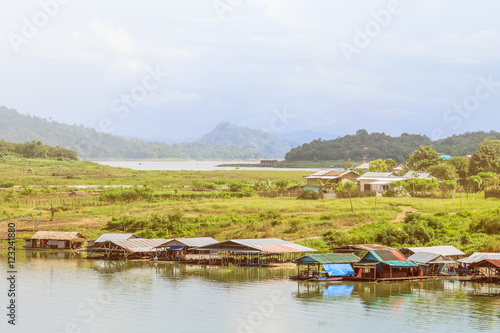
[0,0,499,140]
[89,19,137,55]
[145,90,202,106]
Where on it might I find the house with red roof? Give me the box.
[303,170,359,190]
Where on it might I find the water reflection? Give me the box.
[2,251,500,333]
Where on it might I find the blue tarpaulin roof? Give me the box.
[167,246,185,251]
[323,263,355,277]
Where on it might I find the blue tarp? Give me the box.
[167,246,185,251]
[323,284,354,297]
[323,263,355,277]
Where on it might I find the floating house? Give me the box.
[400,245,465,261]
[26,231,87,249]
[195,238,317,266]
[469,259,500,282]
[292,253,359,281]
[352,249,421,281]
[87,233,139,247]
[407,252,458,275]
[458,252,500,265]
[154,237,218,261]
[88,238,170,260]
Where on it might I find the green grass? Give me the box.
[1,158,500,253]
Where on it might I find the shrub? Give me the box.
[0,181,15,188]
[297,189,320,200]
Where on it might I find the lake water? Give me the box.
[94,161,321,172]
[1,251,499,333]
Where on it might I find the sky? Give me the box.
[0,0,499,143]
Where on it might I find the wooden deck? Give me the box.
[345,276,429,282]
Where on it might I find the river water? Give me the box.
[94,161,321,172]
[1,251,499,333]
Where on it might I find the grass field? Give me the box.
[1,158,499,253]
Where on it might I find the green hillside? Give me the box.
[198,121,292,158]
[285,129,500,163]
[0,107,264,160]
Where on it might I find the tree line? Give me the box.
[285,128,500,163]
[0,140,78,160]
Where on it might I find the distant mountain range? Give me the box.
[198,121,292,159]
[4,105,495,163]
[0,106,290,160]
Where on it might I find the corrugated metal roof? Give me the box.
[293,253,360,264]
[470,259,500,268]
[372,249,407,262]
[356,163,370,170]
[408,252,456,264]
[383,260,419,268]
[358,249,418,267]
[157,237,218,248]
[403,245,464,256]
[331,244,394,252]
[358,172,401,179]
[304,170,357,179]
[95,233,139,243]
[404,171,433,179]
[31,231,87,241]
[111,238,171,253]
[459,252,500,264]
[196,238,317,253]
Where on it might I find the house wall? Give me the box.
[306,178,339,187]
[359,181,390,192]
[306,173,358,188]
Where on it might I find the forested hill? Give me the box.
[198,121,292,159]
[0,107,267,160]
[284,129,500,163]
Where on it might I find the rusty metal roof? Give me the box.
[331,244,394,252]
[357,250,418,268]
[470,259,500,268]
[31,231,87,241]
[196,238,317,253]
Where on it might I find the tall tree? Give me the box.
[406,145,442,171]
[337,181,359,212]
[384,158,397,172]
[368,159,388,172]
[428,164,458,180]
[447,156,469,179]
[469,139,500,175]
[344,158,354,171]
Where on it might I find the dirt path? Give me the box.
[391,206,416,223]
